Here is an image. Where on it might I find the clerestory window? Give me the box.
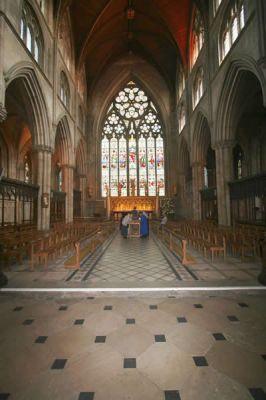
[60,71,70,109]
[220,1,246,61]
[193,67,204,109]
[191,8,205,68]
[20,1,43,64]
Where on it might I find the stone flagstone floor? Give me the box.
[0,293,266,399]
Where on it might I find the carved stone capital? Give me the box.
[32,145,53,154]
[213,140,236,150]
[0,103,7,123]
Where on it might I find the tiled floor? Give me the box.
[0,293,266,399]
[1,231,262,289]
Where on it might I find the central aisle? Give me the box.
[77,232,185,287]
[87,234,178,285]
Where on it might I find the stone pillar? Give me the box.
[192,161,204,220]
[79,175,87,217]
[33,146,52,231]
[0,13,7,118]
[62,165,74,223]
[214,141,235,226]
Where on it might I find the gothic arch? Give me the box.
[54,116,73,166]
[75,138,86,176]
[5,62,51,149]
[215,56,266,143]
[177,136,191,173]
[191,111,211,163]
[90,55,171,141]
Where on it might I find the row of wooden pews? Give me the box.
[0,220,115,270]
[166,220,265,262]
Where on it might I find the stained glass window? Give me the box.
[101,81,165,197]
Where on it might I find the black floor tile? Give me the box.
[87,297,95,300]
[59,306,68,311]
[23,319,34,325]
[193,356,208,367]
[104,306,112,310]
[164,390,181,400]
[249,388,266,400]
[0,394,10,400]
[155,334,166,342]
[124,358,136,368]
[149,305,158,310]
[78,392,95,400]
[194,304,203,309]
[126,318,135,324]
[74,319,85,325]
[238,302,249,308]
[35,336,48,344]
[227,315,239,322]
[177,317,187,323]
[51,359,67,370]
[261,354,266,361]
[95,336,106,343]
[213,333,226,341]
[13,307,23,311]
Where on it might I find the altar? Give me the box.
[128,221,141,238]
[109,196,158,217]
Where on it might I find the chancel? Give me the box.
[0,1,266,399]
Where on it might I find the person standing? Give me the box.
[140,212,149,238]
[121,213,132,238]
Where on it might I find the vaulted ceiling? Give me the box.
[57,0,200,90]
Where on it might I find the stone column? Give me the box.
[79,174,87,217]
[33,146,52,231]
[192,161,204,220]
[62,164,74,223]
[214,141,235,226]
[0,13,7,121]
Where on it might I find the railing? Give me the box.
[0,177,39,226]
[229,172,266,225]
[151,221,195,265]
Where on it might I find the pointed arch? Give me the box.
[215,56,266,143]
[75,137,87,176]
[5,62,51,149]
[100,80,165,197]
[177,136,191,174]
[191,111,211,163]
[54,115,73,166]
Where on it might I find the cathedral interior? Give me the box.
[0,0,266,399]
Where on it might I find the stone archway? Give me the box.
[52,116,74,223]
[191,112,215,220]
[1,66,51,229]
[215,59,266,225]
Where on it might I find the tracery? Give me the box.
[101,81,165,197]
